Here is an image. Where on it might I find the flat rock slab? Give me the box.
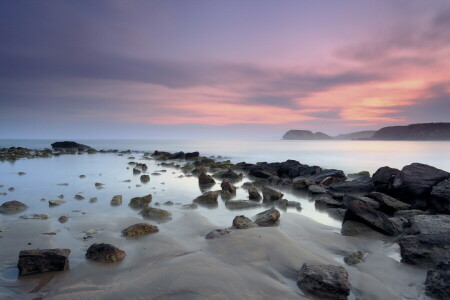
[18,248,70,276]
[86,243,125,263]
[297,263,351,300]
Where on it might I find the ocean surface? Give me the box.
[1,139,450,174]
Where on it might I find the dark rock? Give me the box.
[253,207,280,226]
[0,200,28,214]
[213,169,242,180]
[85,243,125,263]
[221,180,236,193]
[89,197,98,203]
[394,209,429,218]
[51,141,92,151]
[410,215,450,235]
[49,200,65,206]
[74,194,85,200]
[140,207,172,221]
[261,186,284,202]
[341,220,373,236]
[368,192,410,214]
[308,185,327,194]
[164,201,174,206]
[314,195,346,209]
[95,182,104,187]
[110,195,122,206]
[283,129,332,140]
[122,223,159,237]
[133,168,141,175]
[193,191,219,206]
[129,194,152,209]
[220,190,233,200]
[430,178,450,214]
[169,151,185,159]
[58,216,68,223]
[327,208,347,221]
[185,151,200,159]
[249,165,277,179]
[225,200,261,210]
[393,163,450,207]
[312,169,346,184]
[292,176,316,190]
[248,187,261,200]
[18,248,70,276]
[205,228,232,239]
[347,171,370,179]
[329,177,374,195]
[181,203,198,210]
[241,182,255,189]
[372,166,400,193]
[425,261,450,299]
[297,264,351,300]
[342,194,380,210]
[399,234,450,268]
[344,251,364,265]
[198,171,215,185]
[232,215,258,229]
[140,175,150,183]
[343,195,396,235]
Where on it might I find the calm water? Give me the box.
[1,139,450,174]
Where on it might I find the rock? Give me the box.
[425,261,450,299]
[393,163,450,206]
[344,251,364,265]
[292,177,316,190]
[343,195,397,236]
[74,194,85,200]
[348,171,370,179]
[327,208,347,221]
[89,197,98,203]
[249,165,277,179]
[0,200,28,214]
[241,182,255,189]
[122,223,159,237]
[51,141,92,151]
[410,215,450,235]
[58,194,64,199]
[133,168,141,175]
[193,191,219,206]
[314,195,345,209]
[399,234,450,268]
[261,186,284,202]
[85,243,125,263]
[341,220,373,236]
[198,171,215,185]
[140,207,172,221]
[225,200,261,210]
[342,194,380,210]
[393,209,428,218]
[79,175,86,178]
[329,177,374,195]
[308,184,327,194]
[58,216,68,223]
[17,248,71,276]
[430,178,450,214]
[253,207,280,226]
[110,195,122,206]
[8,187,15,192]
[185,151,200,159]
[18,172,26,176]
[372,166,400,193]
[221,180,236,193]
[20,214,49,220]
[368,192,410,214]
[232,215,258,229]
[248,187,261,200]
[213,169,242,180]
[389,216,411,235]
[205,228,232,239]
[297,264,351,300]
[181,203,198,210]
[129,194,152,209]
[140,175,150,183]
[95,182,104,187]
[220,190,233,200]
[164,201,174,206]
[49,200,65,206]
[169,151,185,159]
[311,169,346,184]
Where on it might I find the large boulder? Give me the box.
[85,243,125,263]
[297,264,351,300]
[398,234,450,268]
[0,200,28,214]
[17,249,70,276]
[430,178,450,214]
[372,166,400,193]
[225,200,261,210]
[368,192,411,215]
[343,195,397,236]
[140,207,172,221]
[198,171,215,185]
[425,261,450,299]
[393,163,450,207]
[122,223,159,237]
[232,215,258,229]
[410,215,450,235]
[193,191,219,206]
[328,177,374,195]
[253,207,280,226]
[129,194,152,209]
[261,186,284,202]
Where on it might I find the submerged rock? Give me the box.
[140,175,150,183]
[49,200,65,206]
[0,200,28,214]
[89,197,98,203]
[344,251,364,265]
[140,207,172,221]
[110,195,123,206]
[261,186,284,202]
[425,261,450,299]
[308,185,327,194]
[51,141,91,151]
[221,180,236,193]
[58,216,68,223]
[232,215,258,229]
[248,187,261,200]
[297,263,351,300]
[85,243,125,263]
[253,207,280,226]
[205,228,232,239]
[181,203,198,210]
[74,194,85,200]
[122,223,159,237]
[225,200,261,210]
[18,248,70,276]
[129,194,152,209]
[20,214,49,220]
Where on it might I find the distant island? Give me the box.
[283,122,450,140]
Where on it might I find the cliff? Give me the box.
[370,123,450,140]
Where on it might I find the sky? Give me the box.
[1,0,450,139]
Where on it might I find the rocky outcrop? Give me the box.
[283,130,332,140]
[341,220,373,236]
[0,200,28,214]
[129,194,152,209]
[85,243,125,263]
[18,249,70,276]
[140,175,150,183]
[253,208,280,226]
[122,223,159,237]
[425,261,450,299]
[232,215,258,229]
[297,264,351,300]
[370,122,450,141]
[185,151,200,159]
[250,160,321,179]
[51,141,92,151]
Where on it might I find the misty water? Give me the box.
[0,139,447,299]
